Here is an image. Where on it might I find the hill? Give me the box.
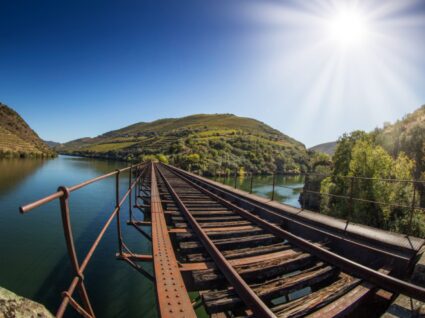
[58,114,310,175]
[373,105,425,158]
[309,141,337,155]
[372,105,425,195]
[44,140,61,148]
[0,103,56,158]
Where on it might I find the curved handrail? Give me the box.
[19,161,149,318]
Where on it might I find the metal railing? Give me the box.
[168,164,425,303]
[19,162,148,318]
[226,171,425,238]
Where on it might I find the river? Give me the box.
[0,156,303,317]
[211,174,304,208]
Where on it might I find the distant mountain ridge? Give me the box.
[59,113,309,175]
[0,103,55,158]
[309,141,337,155]
[44,140,61,148]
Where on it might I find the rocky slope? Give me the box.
[0,103,56,158]
[0,286,53,317]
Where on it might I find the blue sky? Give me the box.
[1,0,424,147]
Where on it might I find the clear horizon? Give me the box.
[1,0,424,148]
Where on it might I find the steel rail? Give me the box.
[163,163,425,303]
[156,164,277,318]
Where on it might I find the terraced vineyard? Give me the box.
[58,114,310,175]
[0,103,55,158]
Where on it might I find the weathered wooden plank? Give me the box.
[174,220,252,228]
[185,242,292,262]
[169,228,188,233]
[172,215,243,223]
[184,207,233,211]
[176,227,264,242]
[306,281,372,318]
[179,234,280,253]
[181,249,305,272]
[223,242,291,260]
[204,225,256,232]
[272,273,360,318]
[203,263,336,313]
[306,269,390,318]
[168,210,236,217]
[192,252,315,288]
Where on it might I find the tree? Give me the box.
[320,136,419,235]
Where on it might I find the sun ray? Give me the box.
[241,0,425,145]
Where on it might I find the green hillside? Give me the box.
[373,105,425,161]
[0,103,56,158]
[58,114,309,175]
[302,105,425,237]
[309,141,337,155]
[373,105,425,205]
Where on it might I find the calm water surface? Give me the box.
[212,174,304,208]
[0,156,156,317]
[0,156,303,317]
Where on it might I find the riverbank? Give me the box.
[0,286,53,317]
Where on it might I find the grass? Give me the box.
[87,142,139,152]
[59,113,309,174]
[0,103,55,157]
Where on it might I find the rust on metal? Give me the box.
[164,163,425,303]
[19,163,148,318]
[156,164,277,318]
[150,163,196,318]
[18,161,425,318]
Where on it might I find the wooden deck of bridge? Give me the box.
[150,163,424,317]
[18,160,425,318]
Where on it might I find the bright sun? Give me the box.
[328,9,370,47]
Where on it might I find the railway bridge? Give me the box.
[20,162,425,317]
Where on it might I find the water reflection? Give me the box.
[0,158,47,195]
[0,155,157,317]
[211,174,305,208]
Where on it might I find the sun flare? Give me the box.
[328,9,370,47]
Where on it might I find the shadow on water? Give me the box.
[0,158,48,195]
[31,175,156,317]
[32,205,155,317]
[211,174,305,208]
[0,156,157,318]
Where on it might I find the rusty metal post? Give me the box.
[129,166,133,222]
[344,177,355,234]
[271,172,276,201]
[302,173,308,210]
[138,165,143,193]
[115,170,123,255]
[408,184,416,235]
[57,186,95,318]
[135,166,140,211]
[348,177,355,219]
[249,172,254,194]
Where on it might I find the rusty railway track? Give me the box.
[147,162,424,318]
[19,161,425,317]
